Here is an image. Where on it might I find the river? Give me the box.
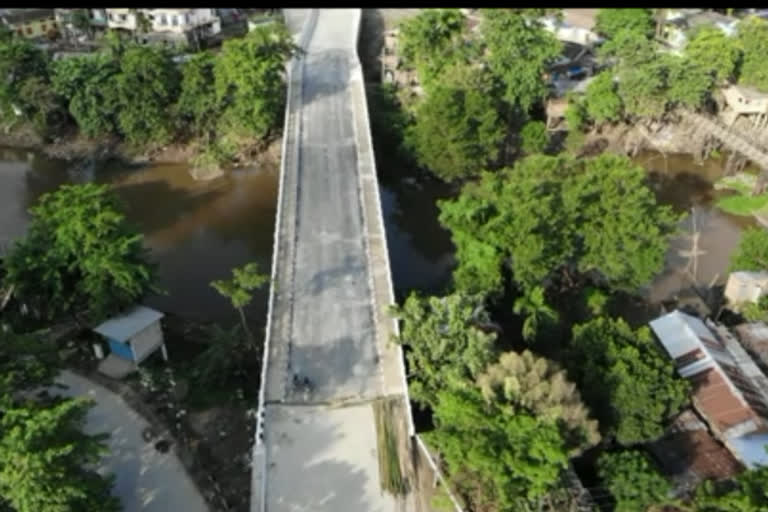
[0,146,756,329]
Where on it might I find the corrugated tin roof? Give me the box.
[650,310,714,359]
[726,432,768,469]
[93,305,164,342]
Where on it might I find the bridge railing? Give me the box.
[351,9,465,512]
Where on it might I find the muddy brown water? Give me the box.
[0,146,756,328]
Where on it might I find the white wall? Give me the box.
[130,321,164,364]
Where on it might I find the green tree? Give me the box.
[694,464,768,511]
[51,55,121,137]
[0,397,121,512]
[0,329,120,512]
[425,388,568,509]
[595,8,654,40]
[480,9,562,115]
[390,292,496,408]
[438,154,679,296]
[685,25,741,84]
[193,324,250,389]
[583,71,623,124]
[176,51,220,142]
[597,450,672,512]
[397,9,468,89]
[116,45,180,146]
[520,120,549,154]
[211,262,269,345]
[4,183,155,322]
[70,9,93,40]
[737,16,768,92]
[477,350,601,455]
[512,286,559,342]
[404,65,505,182]
[730,227,768,271]
[664,54,714,110]
[215,23,296,140]
[569,317,689,444]
[0,38,63,135]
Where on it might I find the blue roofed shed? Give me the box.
[93,305,168,379]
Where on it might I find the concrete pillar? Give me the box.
[160,343,169,361]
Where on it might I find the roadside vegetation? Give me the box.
[369,7,768,512]
[0,22,296,170]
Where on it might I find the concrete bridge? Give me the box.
[251,9,425,512]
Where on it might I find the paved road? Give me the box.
[51,371,209,512]
[254,9,409,512]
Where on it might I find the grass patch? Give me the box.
[716,193,768,216]
[714,174,755,196]
[373,397,408,496]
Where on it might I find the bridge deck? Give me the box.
[253,9,413,512]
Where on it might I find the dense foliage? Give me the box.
[597,450,672,512]
[4,183,155,322]
[568,317,689,444]
[425,388,569,510]
[391,292,496,408]
[438,153,680,295]
[730,227,768,271]
[0,24,295,158]
[737,16,768,92]
[477,350,600,455]
[404,65,505,182]
[0,330,120,512]
[595,9,654,40]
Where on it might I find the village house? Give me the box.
[93,305,169,380]
[647,409,744,494]
[720,85,768,128]
[650,310,768,468]
[725,270,768,306]
[1,9,57,40]
[106,8,221,47]
[662,10,739,53]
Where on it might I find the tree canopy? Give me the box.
[694,464,768,512]
[425,388,569,509]
[4,183,155,322]
[176,51,219,141]
[737,16,768,92]
[595,9,654,40]
[730,227,768,272]
[52,54,121,137]
[0,329,120,512]
[438,153,679,296]
[215,23,296,139]
[477,350,600,455]
[597,450,672,512]
[116,45,180,146]
[583,71,623,125]
[397,9,469,89]
[390,291,496,408]
[568,316,689,445]
[479,9,562,115]
[685,26,741,85]
[404,64,505,182]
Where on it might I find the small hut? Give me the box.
[721,85,768,128]
[725,271,768,307]
[93,305,168,379]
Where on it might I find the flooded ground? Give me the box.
[0,145,756,327]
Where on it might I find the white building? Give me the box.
[106,8,220,46]
[650,310,768,468]
[725,271,768,306]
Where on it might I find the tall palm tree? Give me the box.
[513,285,559,342]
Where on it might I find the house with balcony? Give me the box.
[650,310,768,468]
[105,8,221,47]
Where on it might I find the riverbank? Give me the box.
[0,123,282,180]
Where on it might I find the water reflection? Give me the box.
[0,148,278,325]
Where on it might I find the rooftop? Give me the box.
[1,8,54,25]
[647,409,744,489]
[93,305,164,342]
